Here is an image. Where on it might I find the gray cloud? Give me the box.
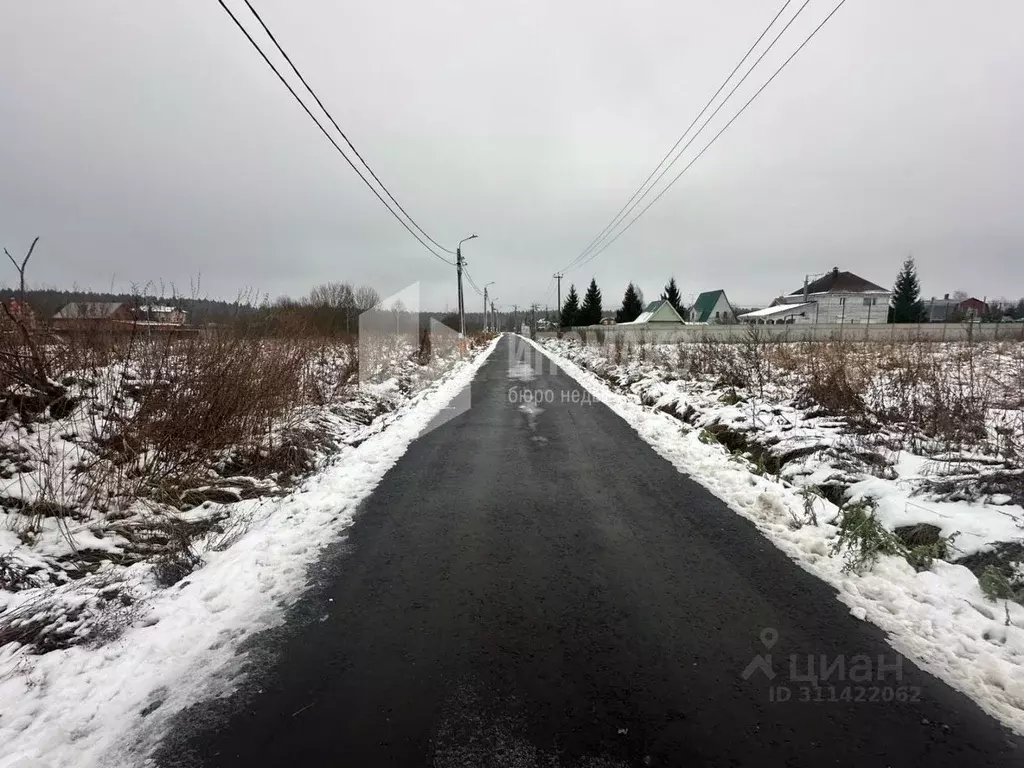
[2,0,1022,312]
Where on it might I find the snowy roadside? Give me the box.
[527,336,1024,735]
[0,336,498,768]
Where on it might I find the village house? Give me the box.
[627,299,685,326]
[51,302,135,330]
[0,298,38,330]
[51,302,188,330]
[739,268,891,325]
[925,295,990,322]
[137,305,188,325]
[690,290,737,324]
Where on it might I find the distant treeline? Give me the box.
[0,284,519,336]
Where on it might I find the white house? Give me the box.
[629,300,685,325]
[137,305,188,325]
[690,290,736,324]
[739,268,890,325]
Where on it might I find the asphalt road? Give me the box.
[158,335,1021,767]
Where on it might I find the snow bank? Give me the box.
[0,338,498,768]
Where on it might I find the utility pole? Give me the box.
[483,281,495,333]
[512,304,519,332]
[553,273,563,326]
[456,234,478,336]
[456,251,465,336]
[490,301,497,333]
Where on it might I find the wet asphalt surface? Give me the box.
[157,335,1021,767]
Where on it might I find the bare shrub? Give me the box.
[736,325,773,396]
[613,333,624,365]
[796,341,866,416]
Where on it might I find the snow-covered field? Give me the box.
[532,334,1024,734]
[0,336,497,768]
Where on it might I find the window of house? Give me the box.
[838,297,846,305]
[863,297,876,306]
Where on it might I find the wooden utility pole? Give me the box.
[456,247,466,336]
[483,285,489,332]
[456,234,478,336]
[553,273,563,325]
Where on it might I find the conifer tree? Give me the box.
[891,257,926,323]
[580,278,603,326]
[615,282,645,323]
[560,284,580,328]
[660,277,685,320]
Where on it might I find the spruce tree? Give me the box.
[891,257,926,323]
[560,284,580,328]
[615,282,645,323]
[580,278,603,326]
[660,277,685,320]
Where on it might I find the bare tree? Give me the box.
[355,286,381,313]
[1,236,60,397]
[307,281,354,309]
[4,236,38,303]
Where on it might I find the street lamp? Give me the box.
[483,281,495,332]
[456,234,478,336]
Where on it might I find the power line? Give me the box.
[571,0,848,272]
[562,0,795,273]
[541,275,555,301]
[216,0,455,265]
[238,0,455,258]
[463,265,484,296]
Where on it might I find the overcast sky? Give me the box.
[2,0,1022,311]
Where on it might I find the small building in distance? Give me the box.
[925,295,990,322]
[138,305,188,325]
[52,302,190,331]
[51,302,134,330]
[1,298,38,330]
[690,290,737,324]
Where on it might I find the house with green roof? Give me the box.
[690,290,737,324]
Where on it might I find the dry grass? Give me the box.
[599,332,1024,462]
